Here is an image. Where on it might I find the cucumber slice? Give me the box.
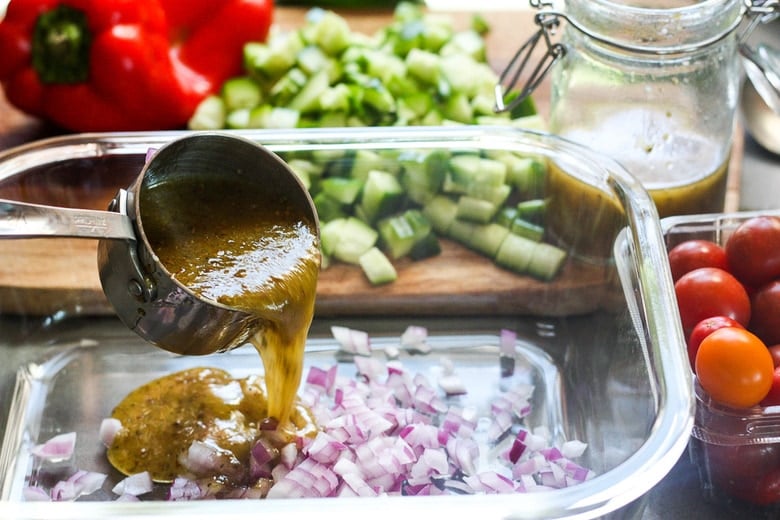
[510,217,544,242]
[349,150,386,182]
[378,209,434,259]
[332,217,378,264]
[248,106,300,129]
[495,207,518,228]
[504,156,546,198]
[448,219,478,245]
[405,48,440,85]
[466,183,511,206]
[225,108,251,129]
[495,233,536,274]
[221,77,262,111]
[359,169,404,223]
[321,177,364,205]
[469,223,510,257]
[377,214,416,259]
[527,242,567,281]
[188,96,225,130]
[422,195,458,235]
[449,155,507,189]
[320,218,348,256]
[359,247,398,285]
[409,232,442,260]
[456,195,497,224]
[516,198,547,225]
[314,192,347,222]
[288,70,330,114]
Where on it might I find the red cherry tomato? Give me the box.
[695,327,773,408]
[686,316,744,371]
[769,344,780,367]
[724,215,780,288]
[705,441,780,486]
[750,280,780,346]
[760,366,780,407]
[667,239,729,282]
[674,267,751,334]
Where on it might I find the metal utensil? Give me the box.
[741,74,780,155]
[1,132,318,356]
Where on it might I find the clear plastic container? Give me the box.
[0,126,693,519]
[662,209,780,515]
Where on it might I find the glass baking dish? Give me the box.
[0,126,693,519]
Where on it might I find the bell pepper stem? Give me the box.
[32,4,92,84]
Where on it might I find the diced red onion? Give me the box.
[50,470,107,501]
[438,374,467,396]
[26,326,595,504]
[305,365,338,394]
[280,443,298,469]
[111,471,153,496]
[500,329,517,357]
[487,410,514,442]
[400,325,430,354]
[168,477,202,501]
[304,431,346,464]
[340,472,378,497]
[31,432,77,462]
[331,326,371,356]
[99,418,122,448]
[561,440,588,459]
[22,486,51,502]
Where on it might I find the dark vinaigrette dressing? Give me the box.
[106,173,321,484]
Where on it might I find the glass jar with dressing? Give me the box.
[550,0,747,218]
[496,0,777,259]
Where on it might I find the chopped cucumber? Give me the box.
[221,76,262,111]
[409,232,441,260]
[516,198,547,225]
[359,247,398,285]
[469,223,510,257]
[510,217,544,242]
[456,195,497,224]
[422,195,458,235]
[321,177,364,205]
[320,218,349,256]
[359,169,405,223]
[495,233,537,275]
[192,5,540,132]
[332,217,379,264]
[377,209,433,259]
[188,96,225,130]
[527,242,567,281]
[447,219,478,245]
[314,193,347,222]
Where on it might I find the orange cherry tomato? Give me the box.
[695,327,774,408]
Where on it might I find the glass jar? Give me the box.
[548,0,746,219]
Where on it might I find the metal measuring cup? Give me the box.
[0,132,318,356]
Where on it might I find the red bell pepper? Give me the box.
[0,0,273,132]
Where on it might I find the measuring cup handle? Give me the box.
[0,198,136,240]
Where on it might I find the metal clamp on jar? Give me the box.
[496,0,779,219]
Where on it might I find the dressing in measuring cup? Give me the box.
[98,133,321,427]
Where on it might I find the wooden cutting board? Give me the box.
[0,6,742,317]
